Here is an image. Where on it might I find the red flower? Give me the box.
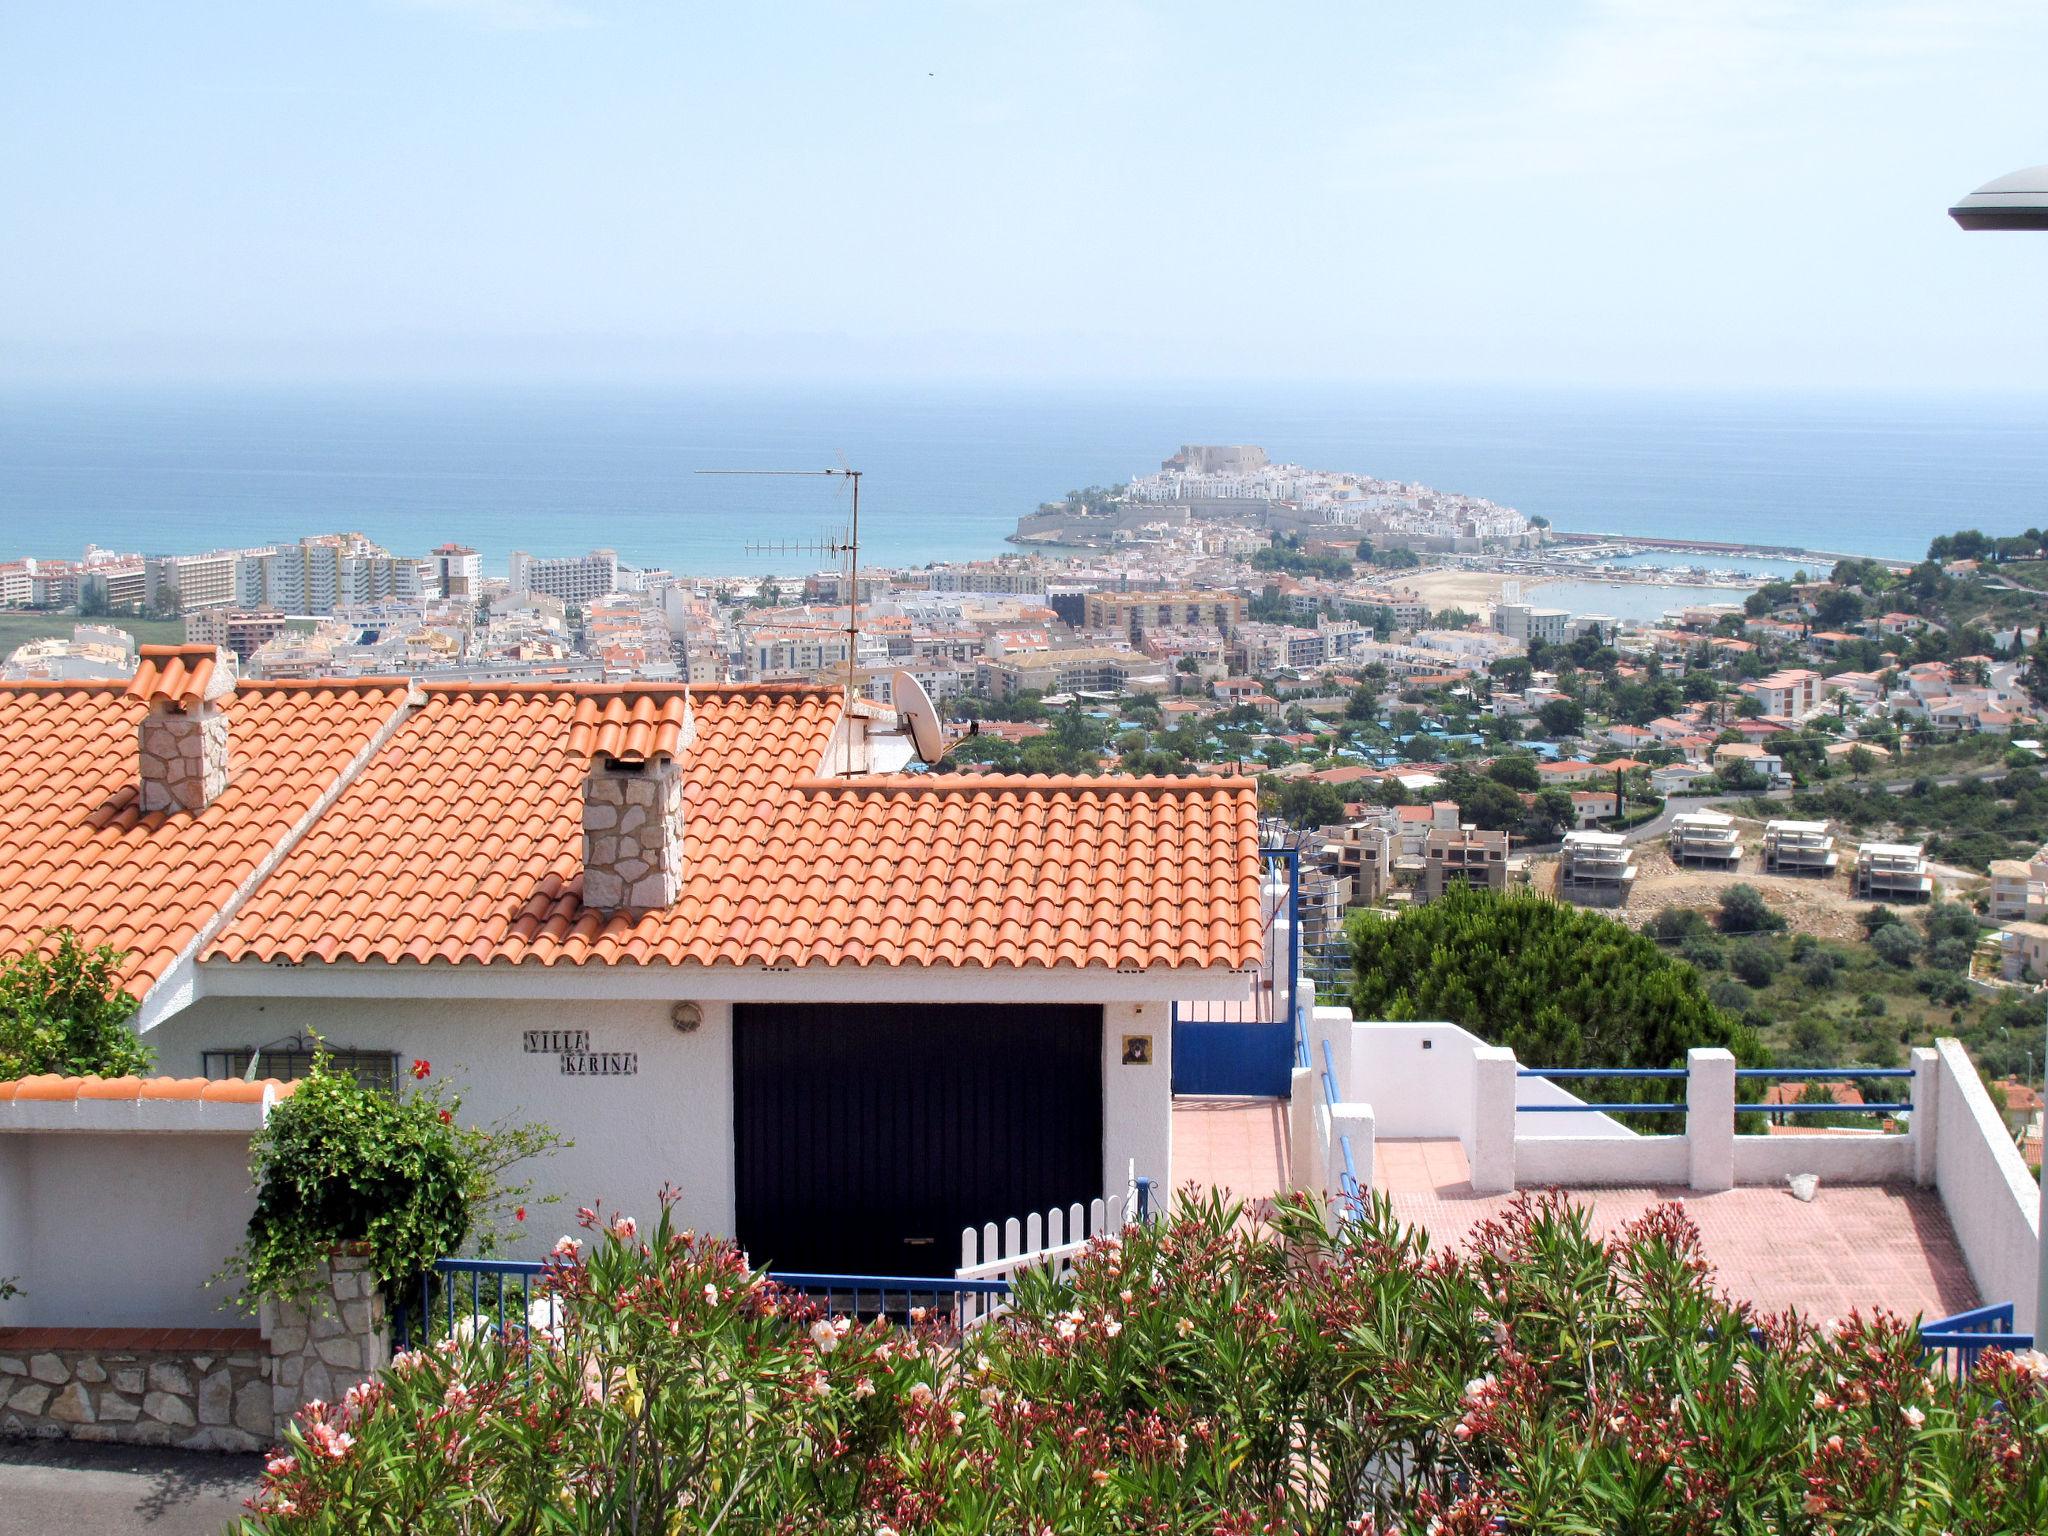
[438,1109,452,1124]
[515,1207,526,1223]
[411,1059,431,1081]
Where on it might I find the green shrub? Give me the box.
[227,1053,562,1306]
[1718,883,1785,935]
[1870,922,1923,969]
[0,928,152,1081]
[237,1191,2048,1534]
[1729,941,1779,988]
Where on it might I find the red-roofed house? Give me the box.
[0,650,1269,1278]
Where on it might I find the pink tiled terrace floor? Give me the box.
[1375,1139,1979,1323]
[1173,1096,1291,1200]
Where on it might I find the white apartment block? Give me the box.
[1739,668,1823,721]
[143,549,252,613]
[1852,842,1933,903]
[1670,810,1742,870]
[431,543,482,599]
[1557,830,1637,907]
[1492,603,1569,647]
[509,548,620,606]
[1761,819,1838,879]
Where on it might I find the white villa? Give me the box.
[0,647,1265,1279]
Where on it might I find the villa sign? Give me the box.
[523,1029,638,1076]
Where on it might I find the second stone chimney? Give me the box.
[569,691,694,916]
[125,645,236,814]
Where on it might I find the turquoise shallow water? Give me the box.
[1,383,2042,575]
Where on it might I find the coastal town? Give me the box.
[6,441,2048,1524]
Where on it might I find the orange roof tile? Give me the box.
[0,678,410,995]
[0,1074,298,1103]
[565,690,693,764]
[124,644,232,712]
[208,683,1261,973]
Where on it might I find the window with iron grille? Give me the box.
[203,1037,402,1095]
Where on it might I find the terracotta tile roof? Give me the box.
[208,683,1261,973]
[0,678,410,995]
[124,644,232,712]
[0,1074,297,1104]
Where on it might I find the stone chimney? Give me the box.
[570,691,694,915]
[126,645,236,814]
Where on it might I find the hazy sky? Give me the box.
[4,0,2046,389]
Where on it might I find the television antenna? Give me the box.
[696,466,863,776]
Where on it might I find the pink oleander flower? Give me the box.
[552,1235,582,1259]
[610,1214,637,1241]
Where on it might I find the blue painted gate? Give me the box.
[1171,846,1303,1099]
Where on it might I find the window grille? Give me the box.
[203,1037,402,1095]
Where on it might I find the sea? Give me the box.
[1,382,2044,578]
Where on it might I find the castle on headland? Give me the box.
[1011,445,1538,554]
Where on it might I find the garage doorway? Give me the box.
[733,1002,1103,1278]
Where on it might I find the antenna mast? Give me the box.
[697,467,863,776]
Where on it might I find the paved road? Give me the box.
[0,1439,260,1536]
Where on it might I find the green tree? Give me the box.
[1346,886,1760,1072]
[0,929,152,1080]
[1537,698,1586,737]
[1487,754,1542,791]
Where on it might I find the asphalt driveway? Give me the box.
[0,1438,261,1536]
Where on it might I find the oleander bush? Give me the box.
[239,1189,2048,1535]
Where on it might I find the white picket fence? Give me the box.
[953,1189,1137,1326]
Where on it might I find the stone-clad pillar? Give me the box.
[264,1248,388,1426]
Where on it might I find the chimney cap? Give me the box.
[126,645,236,713]
[567,689,695,766]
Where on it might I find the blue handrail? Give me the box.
[1518,1102,1688,1114]
[1519,1068,1688,1079]
[1760,1102,1911,1115]
[1737,1068,1915,1079]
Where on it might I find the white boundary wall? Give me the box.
[0,1093,276,1329]
[1929,1038,2042,1331]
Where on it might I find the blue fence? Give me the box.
[1171,845,1301,1098]
[1513,1064,1919,1121]
[1919,1302,2035,1384]
[1515,1067,1688,1115]
[399,1181,1161,1350]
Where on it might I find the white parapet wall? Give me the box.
[1929,1038,2042,1332]
[0,1078,286,1329]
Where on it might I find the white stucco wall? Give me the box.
[150,997,739,1257]
[1518,1135,1687,1186]
[1103,1000,1174,1203]
[0,1136,26,1327]
[1930,1038,2042,1330]
[1347,1021,1637,1146]
[4,1132,257,1328]
[150,992,1174,1265]
[1731,1133,1912,1185]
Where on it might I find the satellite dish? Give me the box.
[891,668,945,764]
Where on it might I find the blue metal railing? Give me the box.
[1919,1302,2035,1384]
[1515,1066,1688,1115]
[397,1179,1166,1350]
[1737,1066,1916,1120]
[1170,846,1301,1097]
